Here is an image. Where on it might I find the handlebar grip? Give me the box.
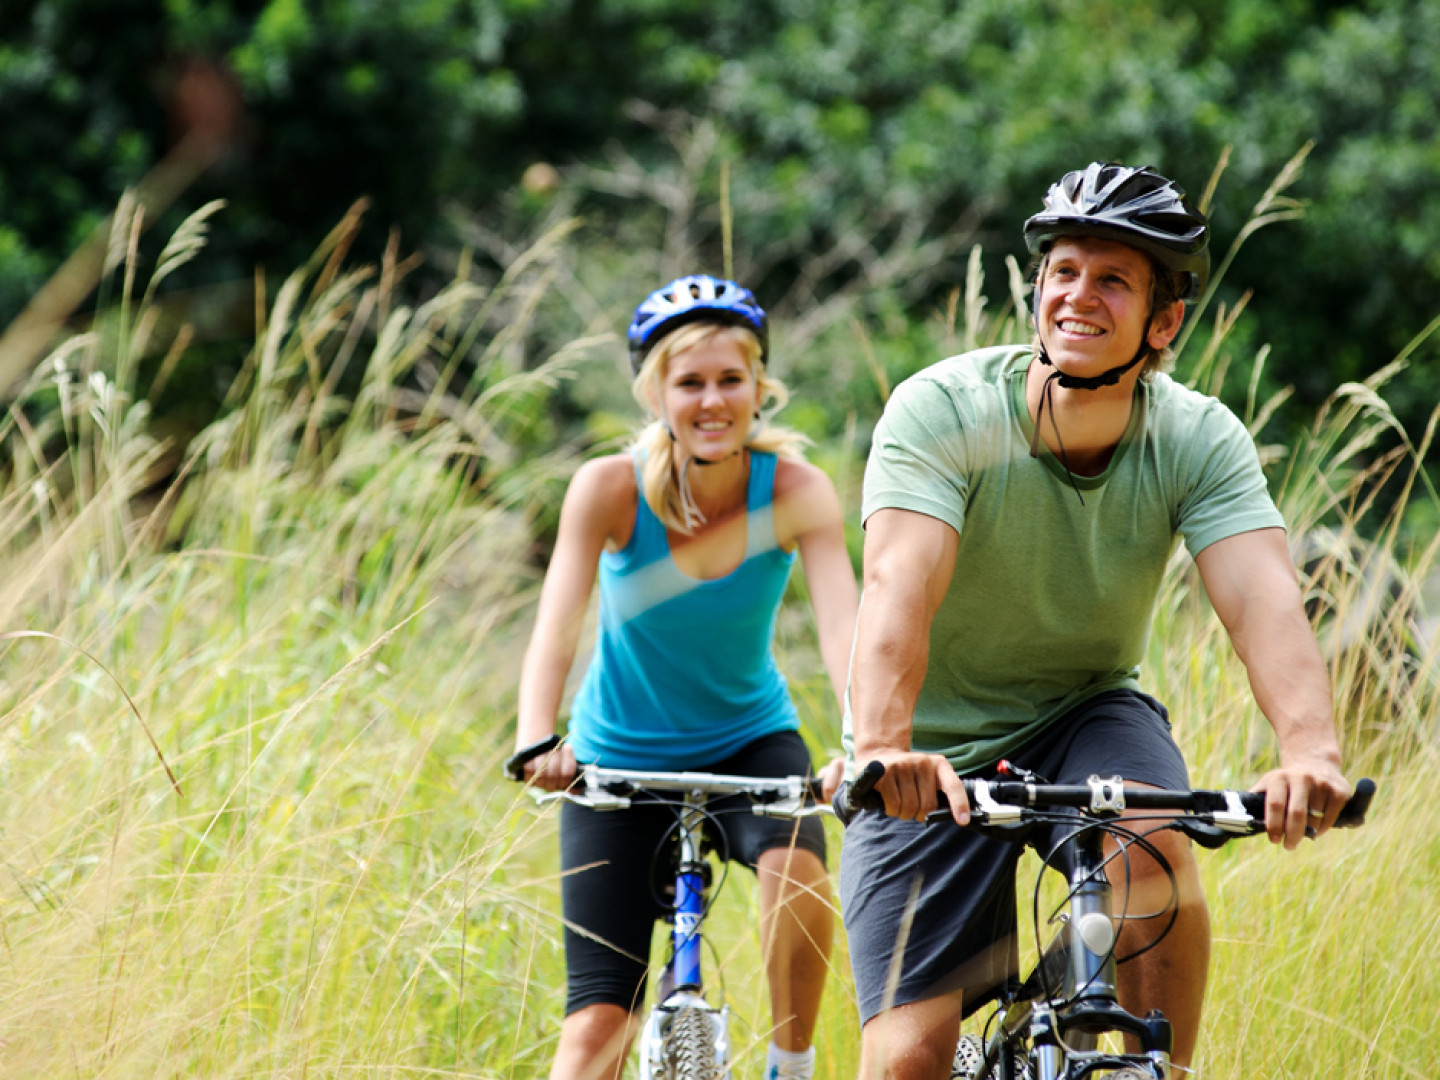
[1335,777,1376,828]
[503,734,561,781]
[1237,777,1376,830]
[833,760,886,824]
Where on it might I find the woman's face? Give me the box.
[661,333,761,462]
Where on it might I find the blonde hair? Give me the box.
[630,322,809,533]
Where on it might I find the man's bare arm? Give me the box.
[1195,527,1350,849]
[850,507,970,823]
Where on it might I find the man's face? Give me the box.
[1036,237,1182,381]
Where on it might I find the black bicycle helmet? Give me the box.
[1024,162,1210,301]
[627,274,768,374]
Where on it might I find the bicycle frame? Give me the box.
[981,816,1173,1080]
[635,784,732,1080]
[521,763,825,1080]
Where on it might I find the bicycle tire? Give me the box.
[665,1005,724,1080]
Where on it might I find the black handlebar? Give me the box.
[834,761,1377,835]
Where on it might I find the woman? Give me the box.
[515,274,858,1080]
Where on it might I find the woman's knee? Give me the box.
[756,847,831,898]
[559,1002,636,1050]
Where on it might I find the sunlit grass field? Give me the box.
[2,173,1437,1078]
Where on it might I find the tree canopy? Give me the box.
[2,0,1437,445]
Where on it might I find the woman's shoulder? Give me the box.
[565,453,639,530]
[771,456,843,543]
[771,455,836,498]
[573,452,638,489]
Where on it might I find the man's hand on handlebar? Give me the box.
[1251,751,1351,851]
[857,748,971,825]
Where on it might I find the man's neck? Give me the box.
[1024,358,1139,476]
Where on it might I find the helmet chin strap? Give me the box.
[690,449,744,466]
[1028,286,1155,505]
[1033,336,1148,391]
[663,405,751,530]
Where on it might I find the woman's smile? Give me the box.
[663,335,760,460]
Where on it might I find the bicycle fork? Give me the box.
[639,794,731,1080]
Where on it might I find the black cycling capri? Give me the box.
[839,689,1190,1025]
[560,729,827,1015]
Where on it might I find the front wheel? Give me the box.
[951,1033,985,1079]
[666,1005,725,1080]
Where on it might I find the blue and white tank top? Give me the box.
[567,451,800,769]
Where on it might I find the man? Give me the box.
[839,162,1350,1079]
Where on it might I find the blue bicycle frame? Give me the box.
[671,812,706,991]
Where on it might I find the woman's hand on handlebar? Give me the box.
[860,749,971,825]
[519,740,577,791]
[818,757,847,804]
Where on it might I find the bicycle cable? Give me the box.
[1030,815,1181,1005]
[1099,816,1185,965]
[640,792,785,1010]
[643,796,731,928]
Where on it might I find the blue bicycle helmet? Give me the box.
[627,274,769,374]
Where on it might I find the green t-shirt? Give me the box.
[854,345,1286,773]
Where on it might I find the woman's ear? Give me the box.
[640,368,664,417]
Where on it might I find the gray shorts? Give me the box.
[838,690,1188,1024]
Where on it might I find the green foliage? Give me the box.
[5,0,1440,486]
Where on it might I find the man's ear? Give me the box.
[1147,300,1186,351]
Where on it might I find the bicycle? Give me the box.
[835,762,1377,1080]
[506,736,830,1080]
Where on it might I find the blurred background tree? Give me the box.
[1,0,1437,488]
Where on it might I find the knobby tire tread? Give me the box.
[667,1005,722,1080]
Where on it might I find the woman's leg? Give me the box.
[756,845,834,1050]
[549,1003,643,1080]
[556,800,666,1077]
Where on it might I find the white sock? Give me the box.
[765,1043,815,1079]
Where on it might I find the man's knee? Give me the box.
[858,995,963,1080]
[1108,824,1209,932]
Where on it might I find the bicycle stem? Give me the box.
[1054,826,1173,1069]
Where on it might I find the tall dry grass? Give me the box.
[0,199,608,1076]
[0,148,1435,1079]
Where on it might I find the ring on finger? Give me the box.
[1307,807,1325,819]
